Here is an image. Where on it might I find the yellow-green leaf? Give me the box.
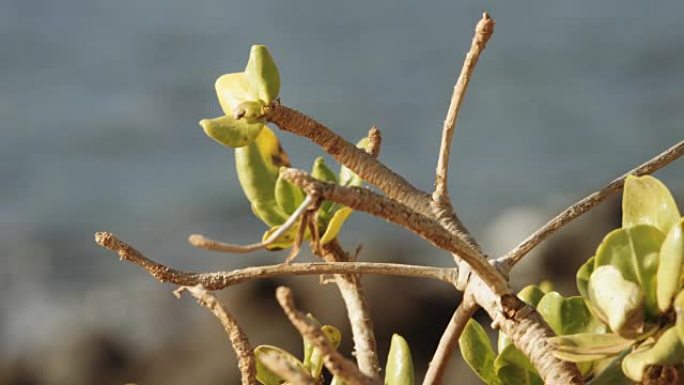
[674,290,684,344]
[309,325,342,378]
[459,320,503,385]
[275,170,305,215]
[622,175,680,234]
[255,345,310,385]
[245,45,280,104]
[385,334,414,385]
[339,136,370,187]
[494,344,543,385]
[621,326,684,382]
[588,266,644,337]
[215,72,259,116]
[537,292,606,337]
[656,218,684,312]
[576,256,595,300]
[594,225,664,318]
[320,207,353,245]
[549,333,635,356]
[199,114,264,148]
[302,314,322,370]
[262,224,299,250]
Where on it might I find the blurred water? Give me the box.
[1,0,683,374]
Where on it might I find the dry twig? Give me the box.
[174,284,255,385]
[499,139,684,269]
[276,286,380,385]
[258,350,315,385]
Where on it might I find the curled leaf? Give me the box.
[215,72,259,116]
[320,207,353,245]
[594,225,664,318]
[200,114,264,148]
[245,45,280,104]
[621,326,684,382]
[385,334,414,385]
[255,345,310,385]
[622,175,680,234]
[588,265,644,337]
[656,218,684,312]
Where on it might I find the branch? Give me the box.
[267,103,433,219]
[257,350,315,385]
[319,240,380,378]
[433,12,494,206]
[422,296,478,385]
[499,138,684,269]
[188,195,315,253]
[174,285,255,385]
[275,286,380,385]
[367,126,382,158]
[94,232,459,289]
[280,169,507,293]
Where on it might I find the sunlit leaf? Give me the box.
[320,207,353,245]
[215,72,259,116]
[385,334,414,385]
[302,314,322,370]
[549,333,635,356]
[255,345,310,385]
[622,175,680,234]
[200,114,264,148]
[309,325,342,378]
[339,137,371,187]
[536,292,606,337]
[494,344,542,385]
[621,326,684,382]
[275,171,305,215]
[576,256,595,300]
[245,45,280,104]
[459,320,503,385]
[588,266,644,337]
[656,218,684,312]
[674,290,684,344]
[594,225,664,318]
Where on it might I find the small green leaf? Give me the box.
[385,334,414,385]
[215,72,259,116]
[586,351,631,385]
[312,157,338,222]
[622,175,680,234]
[339,137,371,187]
[656,218,684,312]
[262,224,300,250]
[275,171,305,215]
[308,325,342,378]
[576,256,596,300]
[255,345,310,385]
[302,314,322,370]
[594,225,664,318]
[588,266,644,337]
[245,45,280,104]
[549,333,635,356]
[494,344,543,385]
[459,320,503,385]
[320,207,353,245]
[621,326,684,382]
[236,127,290,227]
[536,292,606,337]
[200,115,264,148]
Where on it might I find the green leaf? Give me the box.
[536,292,606,337]
[309,325,342,378]
[385,334,414,385]
[656,218,684,312]
[459,320,503,385]
[302,314,322,370]
[215,72,259,116]
[254,345,310,385]
[586,351,632,385]
[245,45,280,104]
[549,333,635,356]
[673,290,684,344]
[320,207,353,245]
[312,157,338,222]
[494,344,543,385]
[275,171,305,215]
[622,175,680,234]
[262,224,300,250]
[200,114,264,148]
[498,285,546,352]
[235,127,290,227]
[339,136,371,187]
[594,225,664,318]
[576,256,596,300]
[588,266,644,337]
[621,326,684,382]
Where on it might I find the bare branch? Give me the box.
[174,284,255,385]
[275,286,380,385]
[319,240,380,378]
[94,232,459,289]
[257,350,315,385]
[280,169,507,293]
[433,12,494,206]
[422,296,478,385]
[367,126,382,158]
[499,138,684,270]
[189,195,315,253]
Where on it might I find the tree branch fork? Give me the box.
[93,12,683,385]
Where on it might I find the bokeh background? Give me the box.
[1,0,683,384]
